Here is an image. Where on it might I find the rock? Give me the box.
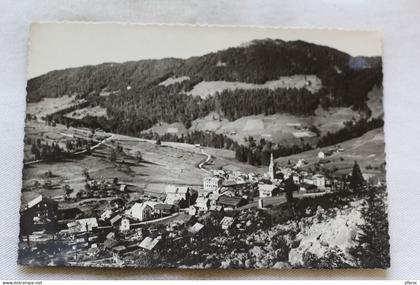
[272,261,291,269]
[244,259,252,268]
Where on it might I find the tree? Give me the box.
[108,147,117,162]
[350,161,365,191]
[63,184,73,198]
[135,151,142,163]
[285,176,297,204]
[156,137,162,146]
[82,168,90,181]
[350,187,390,268]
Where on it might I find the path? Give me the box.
[23,133,114,166]
[198,148,211,173]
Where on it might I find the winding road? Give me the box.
[198,148,212,173]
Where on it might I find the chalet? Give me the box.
[112,245,127,255]
[166,220,185,232]
[127,202,153,221]
[295,159,307,168]
[222,180,248,190]
[189,222,204,234]
[188,205,199,216]
[100,209,113,221]
[86,180,98,189]
[139,236,161,250]
[299,183,318,193]
[164,185,191,208]
[110,214,122,226]
[119,218,130,232]
[203,176,223,192]
[103,239,119,251]
[217,195,247,209]
[154,203,176,216]
[119,184,127,192]
[258,184,280,198]
[212,169,226,177]
[318,151,326,159]
[20,192,58,234]
[220,216,234,230]
[313,174,326,188]
[291,173,301,185]
[67,218,98,233]
[195,196,210,211]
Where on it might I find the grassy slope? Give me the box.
[275,127,385,176]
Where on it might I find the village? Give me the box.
[18,129,383,267]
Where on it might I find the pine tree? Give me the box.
[350,160,365,190]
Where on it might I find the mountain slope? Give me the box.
[26,39,383,143]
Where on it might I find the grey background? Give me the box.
[1,0,419,280]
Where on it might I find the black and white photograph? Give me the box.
[18,23,389,269]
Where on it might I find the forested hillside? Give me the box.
[28,39,383,141]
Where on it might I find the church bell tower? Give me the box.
[268,153,275,180]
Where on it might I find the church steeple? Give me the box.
[268,153,275,180]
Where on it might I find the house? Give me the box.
[127,202,154,221]
[119,218,130,232]
[67,218,98,233]
[58,206,84,220]
[258,184,279,198]
[154,203,176,216]
[189,222,204,234]
[164,185,191,208]
[217,195,247,209]
[103,239,119,250]
[188,205,198,216]
[212,169,226,177]
[195,196,210,211]
[166,220,185,232]
[299,183,318,193]
[220,216,234,230]
[86,180,97,189]
[20,192,58,234]
[119,184,127,192]
[313,174,326,188]
[203,176,223,192]
[110,214,122,226]
[112,245,127,255]
[139,236,161,250]
[291,173,301,185]
[295,159,306,168]
[100,209,113,221]
[318,151,325,159]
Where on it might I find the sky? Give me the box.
[28,23,382,79]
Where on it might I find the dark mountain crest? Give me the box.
[27,38,382,116]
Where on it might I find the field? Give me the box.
[64,105,108,120]
[185,75,322,98]
[26,95,86,118]
[313,106,362,134]
[158,76,190,87]
[142,122,188,137]
[190,108,359,145]
[22,120,266,205]
[275,127,386,176]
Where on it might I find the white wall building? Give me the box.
[313,174,326,187]
[119,218,130,232]
[203,177,223,192]
[127,202,154,221]
[258,184,278,198]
